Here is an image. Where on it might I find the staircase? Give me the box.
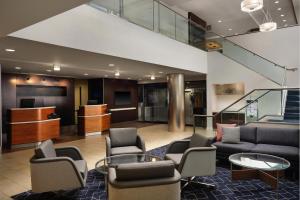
[284,90,300,122]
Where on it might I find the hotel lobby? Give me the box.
[0,0,299,199]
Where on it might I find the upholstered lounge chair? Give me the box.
[165,133,217,189]
[30,140,88,193]
[106,128,146,156]
[108,160,181,200]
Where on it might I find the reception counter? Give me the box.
[9,107,60,146]
[77,104,111,136]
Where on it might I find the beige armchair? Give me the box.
[106,128,146,156]
[165,133,217,189]
[30,140,88,193]
[108,160,181,200]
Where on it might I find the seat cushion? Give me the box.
[74,160,88,179]
[240,126,257,143]
[213,142,256,154]
[111,146,143,156]
[250,144,299,162]
[165,154,183,169]
[110,128,138,147]
[257,127,299,147]
[35,140,56,158]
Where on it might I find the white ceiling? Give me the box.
[160,0,298,36]
[0,0,90,37]
[0,37,205,82]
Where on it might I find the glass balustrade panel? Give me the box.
[90,0,120,15]
[159,4,176,39]
[123,0,154,30]
[175,14,189,44]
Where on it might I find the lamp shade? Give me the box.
[259,22,277,32]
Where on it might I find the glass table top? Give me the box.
[229,153,290,171]
[95,154,162,174]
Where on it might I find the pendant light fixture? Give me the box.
[241,0,263,13]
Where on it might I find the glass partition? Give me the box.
[175,15,189,44]
[123,0,154,30]
[159,4,176,39]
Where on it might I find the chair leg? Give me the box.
[181,176,216,190]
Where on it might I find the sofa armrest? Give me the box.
[106,136,112,157]
[137,135,146,153]
[55,146,84,160]
[178,145,217,176]
[30,156,85,193]
[166,140,190,154]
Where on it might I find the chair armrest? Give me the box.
[166,140,190,154]
[106,136,112,157]
[55,146,84,161]
[137,135,146,153]
[178,145,217,176]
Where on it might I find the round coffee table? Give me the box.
[229,153,290,191]
[95,154,162,175]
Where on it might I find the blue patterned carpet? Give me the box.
[12,145,299,200]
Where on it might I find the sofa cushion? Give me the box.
[115,160,175,181]
[257,127,299,147]
[110,128,138,147]
[216,123,237,141]
[165,154,183,169]
[74,160,88,178]
[111,146,143,155]
[222,127,240,144]
[213,141,256,154]
[240,126,257,143]
[35,140,56,158]
[250,144,299,162]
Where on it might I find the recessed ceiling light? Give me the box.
[280,14,284,17]
[46,69,52,72]
[274,1,279,3]
[53,65,61,71]
[159,71,164,74]
[277,7,281,10]
[108,63,115,67]
[218,20,222,23]
[282,19,287,22]
[115,71,120,77]
[127,77,131,79]
[150,75,155,80]
[5,48,15,52]
[15,67,21,70]
[104,74,108,77]
[228,28,233,31]
[84,73,88,76]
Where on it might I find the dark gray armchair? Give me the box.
[106,128,146,157]
[30,140,88,193]
[165,133,217,189]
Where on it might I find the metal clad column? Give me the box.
[167,74,185,132]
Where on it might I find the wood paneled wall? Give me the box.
[88,78,138,123]
[1,73,75,137]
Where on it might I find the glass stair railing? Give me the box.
[193,88,300,133]
[89,0,296,86]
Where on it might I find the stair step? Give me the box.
[287,90,300,96]
[284,113,300,120]
[287,95,300,101]
[286,101,300,107]
[285,106,300,111]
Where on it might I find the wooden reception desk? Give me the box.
[9,107,60,146]
[77,104,111,136]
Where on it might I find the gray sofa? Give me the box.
[108,160,181,200]
[212,126,299,171]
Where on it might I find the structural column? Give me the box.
[167,73,185,132]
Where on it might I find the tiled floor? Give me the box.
[0,124,213,199]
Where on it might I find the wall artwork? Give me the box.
[214,82,245,95]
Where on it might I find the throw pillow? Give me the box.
[222,127,240,143]
[216,123,236,141]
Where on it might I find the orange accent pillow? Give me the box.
[216,123,237,141]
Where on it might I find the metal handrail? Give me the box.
[193,88,300,130]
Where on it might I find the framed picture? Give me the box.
[214,82,245,95]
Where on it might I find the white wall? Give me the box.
[228,26,300,87]
[10,4,207,74]
[207,52,279,115]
